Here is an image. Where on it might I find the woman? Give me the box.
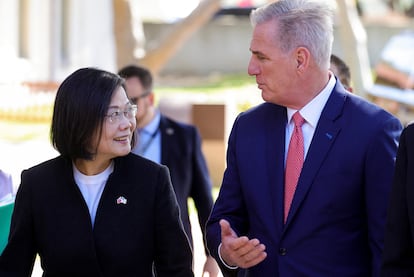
[0,68,194,276]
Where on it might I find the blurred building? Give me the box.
[0,0,413,84]
[0,0,116,83]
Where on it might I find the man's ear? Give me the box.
[148,92,155,105]
[295,47,310,72]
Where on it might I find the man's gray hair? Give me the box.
[250,0,335,69]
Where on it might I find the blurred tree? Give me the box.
[336,0,373,96]
[113,0,221,76]
[113,0,138,70]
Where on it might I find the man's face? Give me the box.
[123,77,152,126]
[248,20,300,108]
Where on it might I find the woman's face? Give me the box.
[95,86,136,161]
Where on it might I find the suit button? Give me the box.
[279,248,287,256]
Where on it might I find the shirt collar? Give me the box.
[287,73,336,128]
[140,110,161,135]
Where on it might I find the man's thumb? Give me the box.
[219,219,233,238]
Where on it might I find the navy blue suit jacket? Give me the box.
[159,115,213,251]
[206,84,402,276]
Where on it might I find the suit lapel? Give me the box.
[284,88,346,227]
[159,116,174,165]
[265,105,288,233]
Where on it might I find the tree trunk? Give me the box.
[336,0,373,96]
[113,0,140,70]
[113,0,221,76]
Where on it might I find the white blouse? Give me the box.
[73,161,114,226]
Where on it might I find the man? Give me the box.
[381,123,414,276]
[330,54,353,92]
[206,0,402,276]
[118,65,219,277]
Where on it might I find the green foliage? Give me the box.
[0,120,50,143]
[0,74,256,143]
[156,73,255,94]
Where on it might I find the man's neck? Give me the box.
[138,106,157,129]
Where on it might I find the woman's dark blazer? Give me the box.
[381,123,414,276]
[0,153,194,277]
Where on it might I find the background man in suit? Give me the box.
[330,54,353,92]
[381,123,414,276]
[118,65,219,277]
[206,0,402,276]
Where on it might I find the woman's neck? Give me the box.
[74,158,112,176]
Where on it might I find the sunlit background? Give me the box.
[1,1,414,276]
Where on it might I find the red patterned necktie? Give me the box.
[284,112,305,223]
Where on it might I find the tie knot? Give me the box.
[292,112,305,127]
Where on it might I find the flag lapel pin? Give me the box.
[116,196,127,205]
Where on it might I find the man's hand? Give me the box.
[219,219,267,269]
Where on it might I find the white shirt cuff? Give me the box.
[218,243,238,270]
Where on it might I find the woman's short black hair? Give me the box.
[51,67,130,160]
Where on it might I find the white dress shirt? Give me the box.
[285,73,336,163]
[132,111,161,163]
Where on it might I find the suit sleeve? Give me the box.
[0,170,37,276]
[381,125,414,276]
[188,127,214,255]
[153,165,194,277]
[364,116,402,276]
[206,116,247,276]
